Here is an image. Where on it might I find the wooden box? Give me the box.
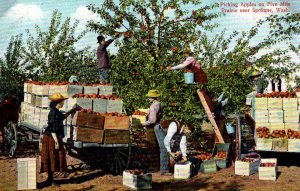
[268,110,284,123]
[284,110,299,123]
[254,98,268,110]
[26,83,33,94]
[288,139,300,152]
[48,85,83,97]
[32,84,49,96]
[272,138,288,151]
[131,115,147,128]
[84,86,99,95]
[269,123,285,131]
[24,93,31,103]
[23,83,28,93]
[17,158,36,190]
[99,85,113,95]
[67,98,92,110]
[93,98,108,113]
[285,123,300,131]
[35,96,50,108]
[255,123,270,130]
[74,126,104,143]
[104,130,130,144]
[174,162,192,179]
[104,116,130,130]
[212,143,231,169]
[254,110,269,123]
[259,158,277,181]
[123,171,152,190]
[107,100,123,113]
[72,111,105,129]
[235,158,260,176]
[268,98,283,110]
[199,160,217,173]
[256,138,272,151]
[283,98,298,110]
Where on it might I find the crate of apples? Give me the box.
[260,163,276,167]
[214,151,227,159]
[287,129,300,139]
[271,130,287,138]
[126,169,145,175]
[195,153,212,161]
[256,127,270,138]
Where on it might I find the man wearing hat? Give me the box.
[142,90,168,174]
[40,93,81,187]
[167,47,208,84]
[97,33,121,83]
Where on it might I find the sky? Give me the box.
[0,0,299,63]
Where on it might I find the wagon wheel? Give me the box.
[106,143,131,175]
[3,121,18,157]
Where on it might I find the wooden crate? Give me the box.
[199,160,217,173]
[268,110,284,123]
[104,116,130,130]
[66,98,92,110]
[84,86,98,95]
[284,110,299,123]
[259,158,277,181]
[99,85,113,95]
[272,138,288,151]
[17,158,36,190]
[269,123,285,132]
[256,138,272,151]
[235,158,260,176]
[174,162,192,179]
[288,139,300,152]
[131,115,147,128]
[93,98,108,113]
[123,171,152,190]
[107,100,123,113]
[285,123,300,131]
[48,85,83,97]
[27,83,33,94]
[72,111,105,129]
[30,94,36,106]
[74,126,104,143]
[35,96,50,108]
[253,98,268,110]
[23,83,28,93]
[24,93,31,103]
[32,84,49,96]
[254,110,269,123]
[104,130,130,144]
[282,98,298,110]
[212,143,231,169]
[268,98,283,110]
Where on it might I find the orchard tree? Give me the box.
[87,0,220,125]
[23,10,98,82]
[0,35,27,100]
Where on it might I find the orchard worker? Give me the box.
[96,33,121,83]
[142,90,169,174]
[164,121,190,164]
[40,93,81,187]
[167,47,208,84]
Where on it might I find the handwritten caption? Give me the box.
[220,2,291,14]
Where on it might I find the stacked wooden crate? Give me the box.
[254,92,300,152]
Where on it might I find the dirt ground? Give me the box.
[1,142,300,191]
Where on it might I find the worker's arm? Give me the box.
[179,135,187,157]
[164,122,177,153]
[51,133,59,149]
[170,57,194,70]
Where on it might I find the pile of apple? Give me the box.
[214,151,227,159]
[287,129,300,139]
[126,169,145,175]
[84,82,111,86]
[133,110,148,116]
[195,152,212,161]
[240,158,255,163]
[256,91,296,98]
[260,163,276,167]
[79,109,125,117]
[72,94,122,100]
[271,130,287,138]
[256,127,270,138]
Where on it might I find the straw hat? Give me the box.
[48,93,68,102]
[146,90,160,97]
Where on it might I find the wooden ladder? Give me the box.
[197,89,225,143]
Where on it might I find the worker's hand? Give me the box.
[168,152,176,159]
[166,66,172,71]
[55,141,59,150]
[115,32,122,38]
[72,104,82,111]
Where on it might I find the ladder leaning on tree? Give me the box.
[197,89,225,143]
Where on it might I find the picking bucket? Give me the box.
[184,72,194,84]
